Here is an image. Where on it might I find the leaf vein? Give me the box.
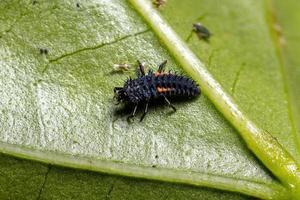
[36,165,52,200]
[48,29,150,64]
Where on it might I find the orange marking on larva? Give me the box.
[157,87,172,93]
[155,72,169,76]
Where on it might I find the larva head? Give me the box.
[114,87,129,103]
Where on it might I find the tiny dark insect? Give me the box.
[193,23,211,40]
[114,60,200,121]
[76,3,80,8]
[39,48,48,55]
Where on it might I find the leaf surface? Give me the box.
[0,0,299,199]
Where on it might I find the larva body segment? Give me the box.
[123,73,200,104]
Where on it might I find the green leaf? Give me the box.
[0,153,250,200]
[271,0,300,145]
[0,0,299,199]
[130,1,300,193]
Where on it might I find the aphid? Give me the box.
[114,60,200,121]
[193,23,211,40]
[76,3,80,8]
[153,0,166,8]
[113,63,131,72]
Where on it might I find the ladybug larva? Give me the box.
[114,60,200,121]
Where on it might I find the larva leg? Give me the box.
[137,60,145,77]
[140,101,149,122]
[158,60,167,73]
[127,104,138,121]
[163,95,176,112]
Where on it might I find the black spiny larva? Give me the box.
[114,60,200,121]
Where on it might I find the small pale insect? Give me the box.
[193,23,211,40]
[113,63,131,72]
